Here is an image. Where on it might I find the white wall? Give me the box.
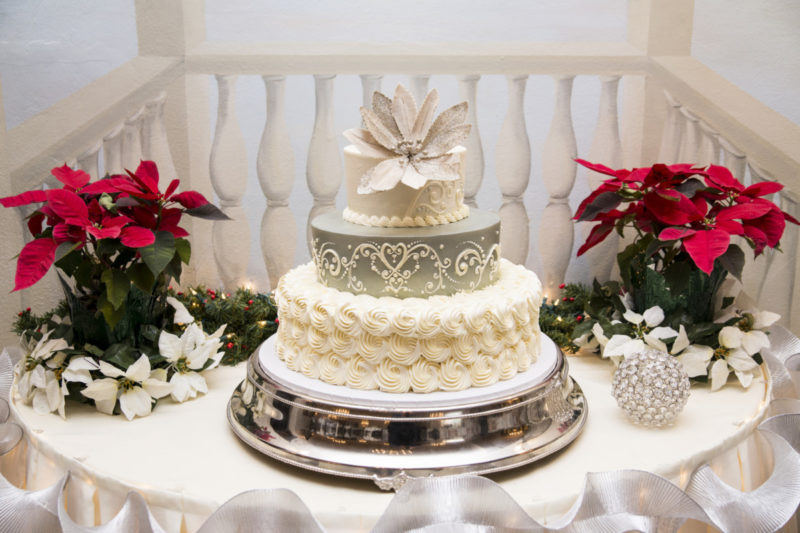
[1,1,797,289]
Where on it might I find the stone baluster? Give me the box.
[496,74,531,266]
[258,75,297,289]
[696,119,721,166]
[209,75,251,290]
[677,107,701,163]
[582,75,623,282]
[719,137,747,179]
[77,142,102,180]
[657,90,683,163]
[408,75,430,105]
[142,92,177,180]
[458,75,484,208]
[539,75,578,296]
[121,106,145,171]
[103,124,124,175]
[306,75,342,251]
[360,74,383,111]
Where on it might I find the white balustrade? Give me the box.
[306,75,342,250]
[408,75,430,105]
[539,75,578,296]
[677,107,701,163]
[582,75,623,282]
[496,74,531,266]
[657,90,683,164]
[210,75,251,290]
[696,119,721,166]
[458,75,484,207]
[142,92,178,180]
[720,137,747,180]
[258,75,297,289]
[77,142,102,180]
[102,124,124,175]
[121,106,145,171]
[360,75,383,111]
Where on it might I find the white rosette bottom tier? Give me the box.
[274,259,542,393]
[227,334,587,488]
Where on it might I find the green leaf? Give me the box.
[103,343,138,369]
[54,246,82,277]
[186,204,230,220]
[96,239,122,259]
[663,260,693,296]
[175,238,191,264]
[718,244,745,282]
[675,178,707,198]
[139,231,176,277]
[576,192,622,222]
[722,296,735,309]
[101,269,130,310]
[128,263,155,292]
[98,292,126,329]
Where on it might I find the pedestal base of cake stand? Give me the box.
[227,335,587,490]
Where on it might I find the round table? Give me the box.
[7,353,771,532]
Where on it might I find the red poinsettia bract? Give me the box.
[1,161,219,291]
[575,160,799,274]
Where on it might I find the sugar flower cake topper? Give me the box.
[344,84,471,194]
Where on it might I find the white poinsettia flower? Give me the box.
[29,366,65,418]
[169,371,209,403]
[677,344,714,378]
[602,334,646,362]
[711,326,761,390]
[751,309,780,330]
[167,296,195,325]
[23,330,69,364]
[710,358,730,391]
[81,354,172,420]
[591,322,609,347]
[643,325,679,353]
[62,357,97,385]
[573,331,599,352]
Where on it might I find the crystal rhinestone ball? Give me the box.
[611,349,691,427]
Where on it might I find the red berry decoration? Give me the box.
[248,299,254,305]
[569,297,575,302]
[562,297,568,302]
[576,315,584,322]
[26,307,31,312]
[559,283,566,289]
[274,318,280,325]
[244,306,250,311]
[226,342,234,349]
[17,312,22,317]
[210,294,216,300]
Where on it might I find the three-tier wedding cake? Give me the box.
[272,85,544,393]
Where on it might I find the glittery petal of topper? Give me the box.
[391,85,418,140]
[357,157,405,194]
[343,128,396,159]
[423,102,471,158]
[348,84,470,194]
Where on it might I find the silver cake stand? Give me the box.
[227,336,587,490]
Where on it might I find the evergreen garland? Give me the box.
[538,283,591,353]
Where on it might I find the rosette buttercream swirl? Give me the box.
[376,359,411,393]
[345,356,378,390]
[272,258,543,393]
[438,359,471,391]
[319,353,347,385]
[410,360,439,393]
[470,354,501,387]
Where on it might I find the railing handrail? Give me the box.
[185,41,648,75]
[7,56,182,191]
[652,55,800,193]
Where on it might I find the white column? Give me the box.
[696,120,721,166]
[102,124,124,175]
[677,107,700,163]
[258,75,297,289]
[657,90,683,164]
[209,75,250,290]
[539,75,578,297]
[306,75,342,250]
[582,75,623,282]
[458,75,484,207]
[496,74,531,265]
[142,92,177,180]
[408,75,430,105]
[121,106,145,171]
[77,142,102,180]
[720,137,747,180]
[360,75,383,110]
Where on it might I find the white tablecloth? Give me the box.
[2,349,781,532]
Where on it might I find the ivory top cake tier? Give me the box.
[342,145,468,227]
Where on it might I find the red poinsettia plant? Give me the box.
[1,161,226,351]
[574,159,798,329]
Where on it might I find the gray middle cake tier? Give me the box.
[311,209,501,298]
